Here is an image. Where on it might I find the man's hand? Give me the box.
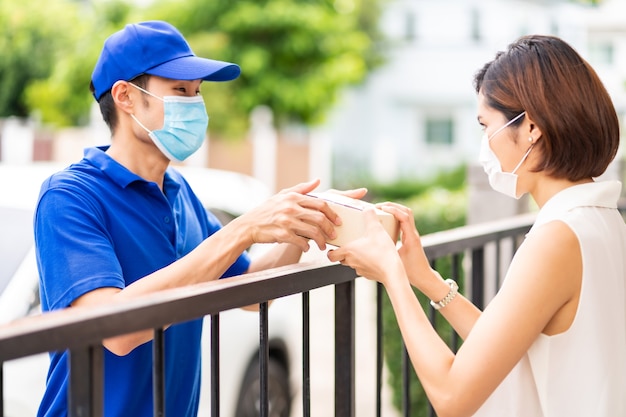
[235,179,367,252]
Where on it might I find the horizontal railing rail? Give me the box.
[0,212,549,417]
[0,261,362,417]
[0,262,357,361]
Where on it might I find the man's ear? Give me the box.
[111,80,134,114]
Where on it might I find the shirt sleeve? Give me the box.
[35,183,124,311]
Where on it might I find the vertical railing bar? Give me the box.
[153,328,165,417]
[514,233,522,252]
[429,390,436,417]
[69,345,104,417]
[0,362,4,417]
[428,258,438,325]
[401,343,410,417]
[511,235,517,257]
[428,258,438,324]
[471,247,485,310]
[427,260,437,417]
[495,238,502,292]
[375,283,383,417]
[511,233,522,270]
[302,292,311,417]
[335,281,355,417]
[69,348,90,417]
[92,346,104,417]
[210,314,220,417]
[259,301,269,417]
[513,231,526,256]
[451,253,460,352]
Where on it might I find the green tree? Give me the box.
[23,0,139,127]
[144,0,387,138]
[12,0,386,135]
[0,0,82,119]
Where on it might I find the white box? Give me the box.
[308,192,399,247]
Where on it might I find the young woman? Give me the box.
[329,35,626,416]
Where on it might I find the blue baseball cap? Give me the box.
[91,20,241,101]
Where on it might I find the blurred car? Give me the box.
[0,162,301,417]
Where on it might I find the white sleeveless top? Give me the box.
[474,181,626,417]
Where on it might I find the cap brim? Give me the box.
[145,55,241,82]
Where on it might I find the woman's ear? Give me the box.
[110,80,134,115]
[525,114,543,143]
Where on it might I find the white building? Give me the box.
[326,0,626,186]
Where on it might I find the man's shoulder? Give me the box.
[36,161,114,218]
[43,161,107,191]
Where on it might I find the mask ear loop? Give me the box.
[511,143,534,175]
[487,111,526,141]
[130,114,152,134]
[128,82,164,102]
[128,82,164,135]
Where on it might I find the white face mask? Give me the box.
[479,111,533,199]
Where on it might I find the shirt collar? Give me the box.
[83,146,147,188]
[532,180,622,230]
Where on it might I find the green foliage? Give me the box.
[0,0,80,118]
[25,36,99,126]
[17,0,139,126]
[369,167,467,415]
[7,0,386,134]
[570,0,602,5]
[145,0,386,138]
[366,164,467,203]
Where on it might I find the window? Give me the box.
[425,117,454,145]
[589,41,614,66]
[470,8,481,42]
[405,11,416,41]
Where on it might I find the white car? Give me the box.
[0,162,301,417]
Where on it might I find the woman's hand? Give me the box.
[327,208,404,285]
[328,202,442,293]
[375,202,439,291]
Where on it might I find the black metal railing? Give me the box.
[395,213,536,416]
[0,212,541,417]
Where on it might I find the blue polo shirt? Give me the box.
[34,146,251,417]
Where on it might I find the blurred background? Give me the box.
[1,0,624,218]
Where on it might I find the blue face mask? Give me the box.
[129,83,209,162]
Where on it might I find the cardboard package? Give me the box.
[308,192,399,247]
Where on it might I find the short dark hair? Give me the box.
[89,74,151,133]
[474,35,619,181]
